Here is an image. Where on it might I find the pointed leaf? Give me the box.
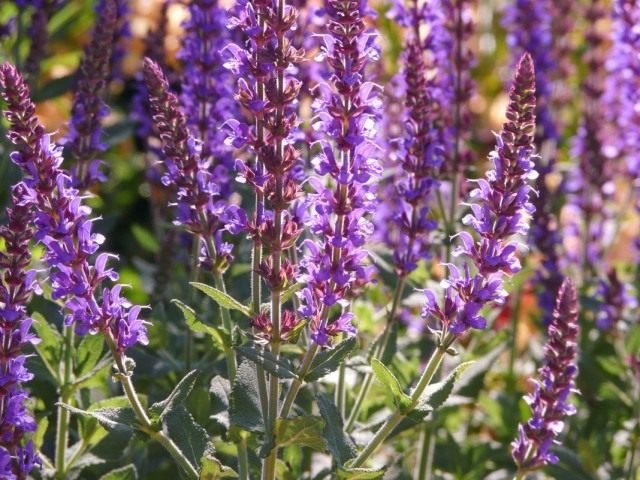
[412,361,474,419]
[149,370,200,423]
[31,312,62,382]
[99,465,137,480]
[306,338,356,382]
[209,376,231,430]
[275,416,327,451]
[58,403,135,433]
[337,466,385,479]
[236,345,296,379]
[230,360,264,433]
[172,299,230,349]
[199,452,237,479]
[191,282,252,317]
[164,406,210,470]
[316,394,356,465]
[76,334,105,377]
[371,359,411,411]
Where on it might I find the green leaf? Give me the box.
[149,370,200,423]
[34,416,49,450]
[131,224,160,254]
[164,406,210,470]
[99,465,138,480]
[72,356,111,390]
[281,282,304,304]
[33,74,74,101]
[306,338,357,382]
[230,360,264,433]
[191,282,252,317]
[209,376,231,430]
[172,299,229,350]
[199,452,237,479]
[371,359,411,412]
[411,361,474,419]
[316,394,356,465]
[31,312,63,382]
[59,403,135,433]
[337,466,385,479]
[275,416,327,451]
[236,345,296,379]
[76,334,105,377]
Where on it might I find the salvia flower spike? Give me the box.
[0,62,149,354]
[143,58,246,273]
[422,53,538,337]
[298,0,381,346]
[0,188,41,478]
[512,278,580,473]
[67,0,118,189]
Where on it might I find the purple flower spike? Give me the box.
[512,278,580,473]
[0,187,41,478]
[179,0,238,199]
[297,0,381,346]
[67,0,118,190]
[0,62,149,354]
[595,268,637,331]
[422,53,537,336]
[143,58,245,272]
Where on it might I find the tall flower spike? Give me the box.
[512,278,580,472]
[563,0,612,272]
[0,187,41,479]
[604,0,640,258]
[67,0,118,189]
[0,62,149,354]
[225,0,306,340]
[179,0,238,198]
[143,58,246,272]
[297,0,381,346]
[422,53,537,336]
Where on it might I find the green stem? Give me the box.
[350,334,452,467]
[186,238,201,371]
[336,362,347,419]
[238,437,250,480]
[106,336,198,479]
[212,272,237,379]
[416,423,434,480]
[345,277,407,431]
[279,343,319,419]
[514,471,527,480]
[55,326,74,478]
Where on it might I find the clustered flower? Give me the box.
[179,0,238,198]
[605,0,640,256]
[386,35,441,276]
[0,189,41,479]
[297,0,381,346]
[225,0,306,338]
[595,268,637,331]
[143,59,246,273]
[67,0,118,189]
[512,278,580,472]
[0,62,149,354]
[422,53,537,335]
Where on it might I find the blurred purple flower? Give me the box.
[512,278,580,472]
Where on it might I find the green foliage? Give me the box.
[306,337,357,381]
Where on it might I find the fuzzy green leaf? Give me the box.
[190,282,252,317]
[306,337,357,382]
[371,359,411,411]
[75,334,105,377]
[172,299,230,349]
[149,370,200,423]
[199,452,237,479]
[337,466,385,479]
[236,345,296,379]
[230,360,264,433]
[275,416,327,451]
[99,465,138,480]
[31,312,63,382]
[316,394,356,465]
[164,406,210,471]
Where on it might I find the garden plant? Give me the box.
[0,0,638,479]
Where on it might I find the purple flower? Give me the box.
[512,278,580,472]
[67,0,118,189]
[0,186,41,478]
[604,0,640,257]
[143,58,245,272]
[297,0,381,346]
[422,53,537,336]
[0,62,149,354]
[595,268,637,331]
[179,0,238,198]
